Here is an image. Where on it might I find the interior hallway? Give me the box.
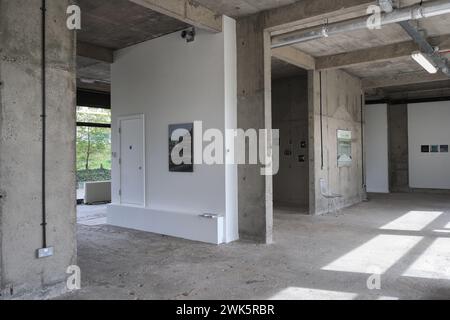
[61,193,450,300]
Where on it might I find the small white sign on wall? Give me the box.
[337,129,352,167]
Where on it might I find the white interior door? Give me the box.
[119,115,145,206]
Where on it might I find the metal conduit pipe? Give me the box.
[41,0,48,250]
[271,0,450,49]
[398,20,450,76]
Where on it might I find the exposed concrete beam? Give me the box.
[366,79,450,101]
[129,0,222,33]
[272,47,315,70]
[77,79,111,93]
[363,71,450,89]
[317,42,417,70]
[387,87,450,100]
[317,34,450,70]
[264,0,375,32]
[77,42,114,63]
[436,33,450,49]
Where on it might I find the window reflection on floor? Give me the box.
[322,235,423,274]
[268,287,399,300]
[403,238,450,280]
[269,287,358,300]
[380,211,443,231]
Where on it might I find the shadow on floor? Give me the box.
[62,193,450,300]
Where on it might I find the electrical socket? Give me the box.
[37,247,54,259]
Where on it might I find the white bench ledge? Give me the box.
[107,204,225,244]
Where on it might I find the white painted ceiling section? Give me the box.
[364,104,389,193]
[408,101,450,190]
[108,16,238,244]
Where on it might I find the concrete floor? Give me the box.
[62,193,450,300]
[77,204,108,226]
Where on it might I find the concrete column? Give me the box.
[236,14,273,243]
[310,70,365,215]
[388,104,410,192]
[0,0,76,298]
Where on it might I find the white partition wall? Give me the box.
[408,101,450,189]
[364,104,389,193]
[108,16,238,244]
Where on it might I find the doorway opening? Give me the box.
[76,103,112,226]
[271,57,310,215]
[76,106,112,203]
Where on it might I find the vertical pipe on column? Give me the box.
[319,72,324,170]
[40,0,47,249]
[361,94,365,187]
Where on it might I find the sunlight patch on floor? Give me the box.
[377,296,399,300]
[403,237,450,280]
[380,211,443,231]
[269,287,358,300]
[435,222,450,233]
[322,235,423,274]
[433,229,450,234]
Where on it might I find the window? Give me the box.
[76,107,111,200]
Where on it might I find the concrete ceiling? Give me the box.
[195,0,450,101]
[276,0,450,100]
[292,24,410,57]
[76,0,450,101]
[272,57,307,80]
[77,57,110,81]
[77,0,307,88]
[194,0,300,18]
[344,56,423,78]
[77,0,192,90]
[77,0,189,50]
[292,13,450,57]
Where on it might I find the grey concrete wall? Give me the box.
[272,75,309,209]
[388,104,410,192]
[310,70,365,215]
[236,15,272,243]
[0,0,76,298]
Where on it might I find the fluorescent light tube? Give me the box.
[411,51,438,74]
[80,78,96,84]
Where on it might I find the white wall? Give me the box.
[365,104,389,193]
[110,16,238,244]
[224,18,238,242]
[408,101,450,189]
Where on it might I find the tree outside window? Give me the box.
[76,107,111,187]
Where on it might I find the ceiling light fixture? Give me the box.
[80,78,96,84]
[411,51,438,74]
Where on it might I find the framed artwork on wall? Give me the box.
[169,123,194,172]
[421,145,430,153]
[440,145,449,153]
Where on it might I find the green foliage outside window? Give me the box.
[76,107,111,183]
